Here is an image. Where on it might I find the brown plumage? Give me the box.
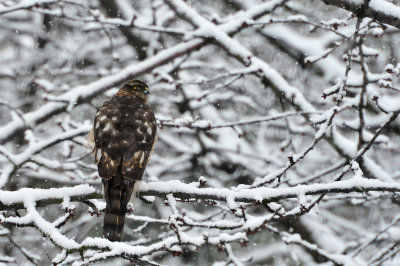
[94,80,157,241]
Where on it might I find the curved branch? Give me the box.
[320,0,400,29]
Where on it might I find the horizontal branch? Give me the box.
[157,111,319,130]
[0,184,96,211]
[139,178,400,204]
[2,178,400,211]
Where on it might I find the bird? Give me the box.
[93,80,157,241]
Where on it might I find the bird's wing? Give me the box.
[121,103,158,181]
[93,100,122,180]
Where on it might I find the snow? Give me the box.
[376,94,400,112]
[226,195,237,211]
[331,127,357,157]
[77,231,247,262]
[140,178,400,204]
[301,214,346,253]
[361,156,394,182]
[0,255,16,263]
[369,0,400,19]
[0,184,94,205]
[0,0,58,15]
[0,123,92,188]
[264,24,346,80]
[361,44,379,57]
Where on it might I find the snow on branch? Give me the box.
[0,123,92,187]
[164,0,316,111]
[139,178,400,204]
[320,0,400,29]
[0,184,96,211]
[0,39,203,144]
[0,0,58,15]
[157,111,318,131]
[1,177,400,263]
[3,178,400,211]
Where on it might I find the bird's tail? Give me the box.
[103,183,131,241]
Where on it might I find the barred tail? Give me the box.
[103,183,131,241]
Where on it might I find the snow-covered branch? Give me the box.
[320,0,400,29]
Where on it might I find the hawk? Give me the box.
[93,80,157,241]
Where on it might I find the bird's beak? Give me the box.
[145,89,150,95]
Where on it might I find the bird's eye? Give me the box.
[133,86,140,90]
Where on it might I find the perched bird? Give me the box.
[93,80,157,241]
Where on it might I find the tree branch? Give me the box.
[320,0,400,29]
[3,179,400,211]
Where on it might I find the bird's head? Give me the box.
[123,80,150,95]
[118,80,150,101]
